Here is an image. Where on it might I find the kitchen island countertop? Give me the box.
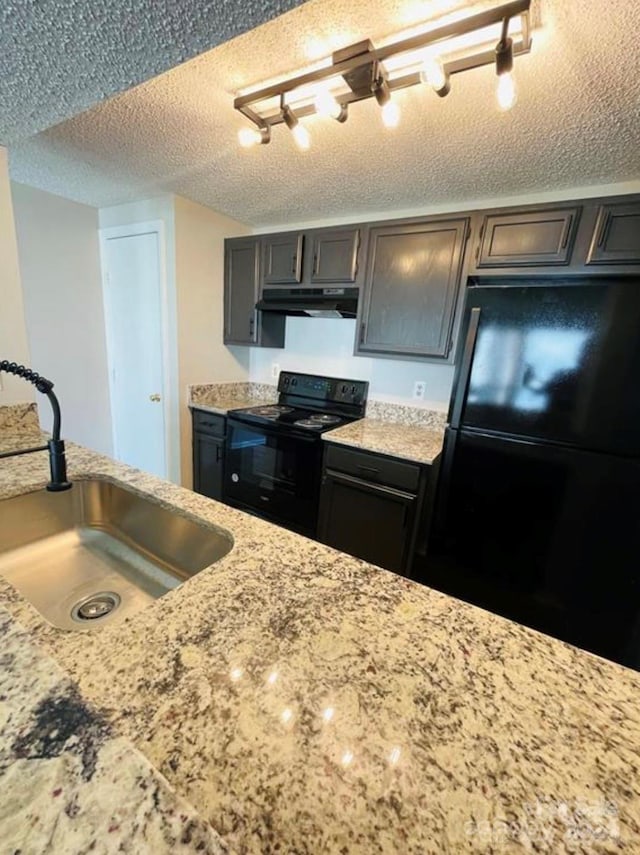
[1,444,639,853]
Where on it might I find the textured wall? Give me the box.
[12,182,113,454]
[0,147,32,405]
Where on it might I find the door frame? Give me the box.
[98,220,178,482]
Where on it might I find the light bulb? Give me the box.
[292,123,311,150]
[314,88,342,120]
[381,99,400,129]
[421,56,445,90]
[238,127,261,148]
[497,72,517,110]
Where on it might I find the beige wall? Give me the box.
[174,196,250,488]
[12,182,113,454]
[0,148,32,405]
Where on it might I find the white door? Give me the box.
[100,224,168,478]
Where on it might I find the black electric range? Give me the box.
[224,372,368,535]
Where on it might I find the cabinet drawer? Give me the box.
[324,444,420,493]
[192,410,226,437]
[476,207,580,267]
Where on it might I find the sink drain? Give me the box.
[71,592,121,622]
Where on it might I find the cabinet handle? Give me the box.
[215,444,223,463]
[597,211,612,248]
[357,465,379,476]
[313,253,319,276]
[559,215,572,250]
[291,255,297,276]
[249,315,255,337]
[359,321,366,344]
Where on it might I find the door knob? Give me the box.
[149,393,161,402]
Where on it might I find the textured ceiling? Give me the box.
[0,0,306,144]
[8,0,640,227]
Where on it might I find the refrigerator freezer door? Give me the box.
[453,280,640,455]
[428,428,640,668]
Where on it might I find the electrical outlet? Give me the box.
[413,381,426,400]
[271,363,280,380]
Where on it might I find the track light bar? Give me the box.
[235,0,532,146]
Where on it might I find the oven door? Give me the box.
[224,417,322,535]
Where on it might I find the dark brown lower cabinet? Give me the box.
[192,409,226,501]
[318,444,430,575]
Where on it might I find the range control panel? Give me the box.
[278,372,369,409]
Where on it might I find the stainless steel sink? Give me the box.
[0,479,233,631]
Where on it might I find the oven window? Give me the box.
[230,425,299,493]
[225,419,321,532]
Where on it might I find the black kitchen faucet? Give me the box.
[0,360,71,491]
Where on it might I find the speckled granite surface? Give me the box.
[1,445,639,852]
[0,402,49,456]
[0,402,39,431]
[0,604,226,853]
[323,419,444,465]
[366,399,448,429]
[189,382,277,414]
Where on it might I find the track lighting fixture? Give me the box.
[372,72,400,128]
[421,55,450,98]
[495,18,517,110]
[282,104,311,150]
[234,0,532,147]
[237,123,271,148]
[314,87,348,123]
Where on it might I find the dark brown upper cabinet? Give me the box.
[224,237,284,347]
[357,218,469,359]
[310,228,360,284]
[586,202,640,265]
[475,207,580,268]
[263,232,304,285]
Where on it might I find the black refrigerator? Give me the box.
[422,276,640,670]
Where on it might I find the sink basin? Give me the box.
[0,479,233,631]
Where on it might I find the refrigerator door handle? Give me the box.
[450,307,481,429]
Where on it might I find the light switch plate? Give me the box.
[271,363,280,380]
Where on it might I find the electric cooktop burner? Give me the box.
[293,418,329,429]
[246,405,294,417]
[307,413,341,424]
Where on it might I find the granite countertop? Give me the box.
[323,418,444,465]
[190,394,276,416]
[0,605,225,854]
[0,428,49,456]
[1,446,639,852]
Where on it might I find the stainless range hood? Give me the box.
[256,287,359,319]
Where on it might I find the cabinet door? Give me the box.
[476,207,580,267]
[587,202,640,264]
[318,470,416,573]
[193,432,225,500]
[224,237,259,345]
[358,218,468,358]
[263,233,304,285]
[310,229,360,283]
